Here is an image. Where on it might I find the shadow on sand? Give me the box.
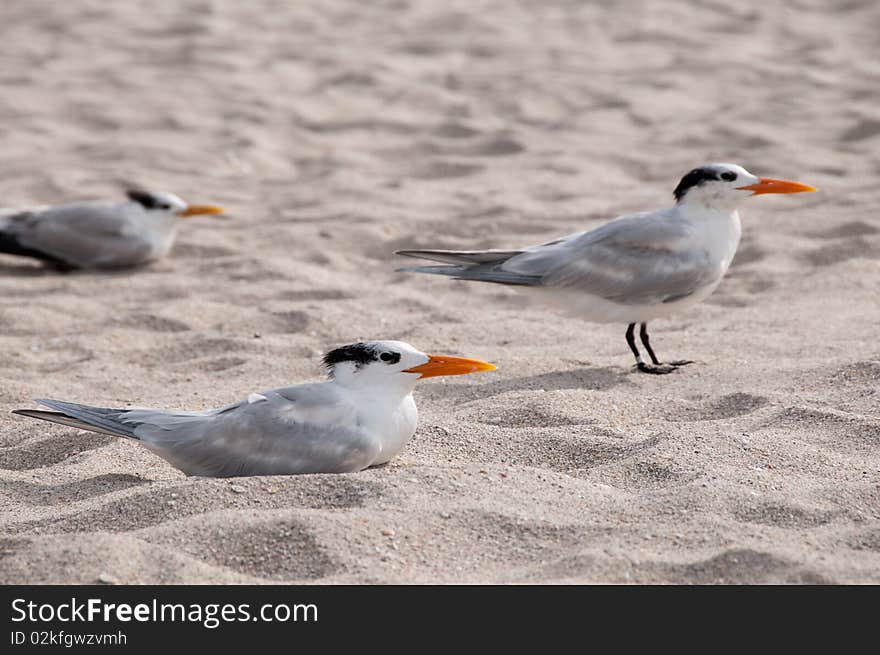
[428,366,632,402]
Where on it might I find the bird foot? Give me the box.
[637,362,678,374]
[636,360,695,374]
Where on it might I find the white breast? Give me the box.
[693,207,742,275]
[357,393,419,465]
[133,212,180,260]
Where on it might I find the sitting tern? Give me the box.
[0,190,224,270]
[397,163,816,373]
[13,341,495,477]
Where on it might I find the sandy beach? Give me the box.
[0,0,878,583]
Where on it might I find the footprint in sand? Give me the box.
[773,406,879,447]
[850,528,880,552]
[9,477,382,535]
[494,433,660,475]
[117,313,191,333]
[832,360,880,384]
[708,270,775,307]
[171,243,237,259]
[409,161,485,180]
[799,237,880,267]
[478,407,590,429]
[436,367,630,403]
[269,309,310,333]
[144,518,340,581]
[195,356,247,373]
[597,459,699,491]
[730,238,767,266]
[297,117,415,136]
[133,336,249,367]
[807,221,879,240]
[734,502,836,529]
[432,122,480,139]
[670,548,831,584]
[840,118,880,142]
[0,473,145,505]
[274,288,353,302]
[670,392,769,422]
[433,509,583,569]
[0,538,29,562]
[0,433,114,471]
[197,258,290,283]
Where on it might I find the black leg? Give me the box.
[639,323,661,366]
[627,322,694,375]
[625,323,642,364]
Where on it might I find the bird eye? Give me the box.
[379,352,400,364]
[159,203,171,210]
[720,171,737,182]
[380,353,393,362]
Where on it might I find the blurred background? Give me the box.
[0,1,878,584]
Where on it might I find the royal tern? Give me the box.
[397,163,816,374]
[13,341,495,477]
[0,190,224,270]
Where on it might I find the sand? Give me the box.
[0,0,878,584]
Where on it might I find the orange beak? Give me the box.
[404,354,497,378]
[736,178,817,195]
[177,204,225,217]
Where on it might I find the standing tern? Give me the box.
[0,190,224,270]
[13,341,495,477]
[397,163,816,374]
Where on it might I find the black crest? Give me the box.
[127,189,161,209]
[673,167,720,202]
[322,343,381,373]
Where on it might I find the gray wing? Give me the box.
[396,210,720,302]
[3,202,152,268]
[19,388,380,477]
[502,211,719,305]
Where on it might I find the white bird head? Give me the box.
[673,163,816,209]
[322,340,495,392]
[126,190,225,219]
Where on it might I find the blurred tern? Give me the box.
[0,190,224,270]
[13,341,495,477]
[397,163,816,374]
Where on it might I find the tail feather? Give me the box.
[395,248,541,286]
[13,399,142,440]
[0,230,70,267]
[397,264,467,277]
[395,249,523,266]
[11,409,131,438]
